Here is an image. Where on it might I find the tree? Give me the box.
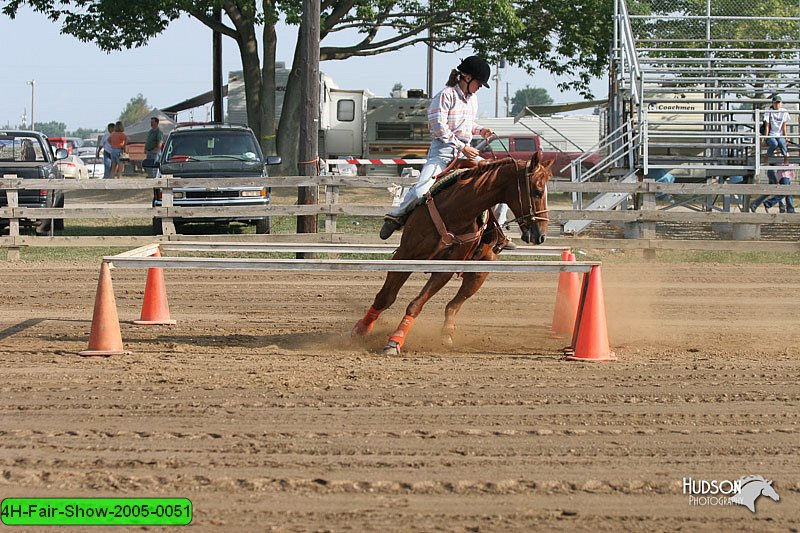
[3,1,613,175]
[70,127,102,139]
[118,94,151,126]
[35,121,67,137]
[510,86,553,116]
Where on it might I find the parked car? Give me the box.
[57,154,89,180]
[0,130,66,234]
[80,155,105,178]
[77,139,98,157]
[473,134,600,180]
[143,123,281,235]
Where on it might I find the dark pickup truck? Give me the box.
[144,123,281,235]
[0,130,66,234]
[475,134,599,180]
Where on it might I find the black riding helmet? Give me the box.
[457,56,491,88]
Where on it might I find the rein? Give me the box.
[422,158,547,257]
[502,160,549,229]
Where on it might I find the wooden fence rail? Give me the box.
[2,173,800,260]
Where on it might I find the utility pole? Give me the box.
[493,60,505,118]
[212,8,223,123]
[426,27,434,97]
[494,65,500,117]
[297,0,320,250]
[505,82,510,117]
[27,80,35,130]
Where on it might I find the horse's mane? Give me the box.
[457,157,521,182]
[739,475,769,486]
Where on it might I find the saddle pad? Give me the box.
[429,167,471,196]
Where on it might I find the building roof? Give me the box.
[126,109,177,144]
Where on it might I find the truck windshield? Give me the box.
[163,132,260,162]
[0,135,45,162]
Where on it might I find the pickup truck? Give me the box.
[144,123,281,235]
[475,134,599,180]
[0,130,67,235]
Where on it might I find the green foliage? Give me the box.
[35,120,67,137]
[3,0,612,98]
[70,127,101,139]
[118,93,151,126]
[510,86,553,116]
[628,0,797,56]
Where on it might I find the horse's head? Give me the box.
[761,480,780,502]
[509,152,553,245]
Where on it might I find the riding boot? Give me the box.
[485,216,514,253]
[379,214,405,240]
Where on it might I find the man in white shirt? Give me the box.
[96,123,115,179]
[763,94,790,166]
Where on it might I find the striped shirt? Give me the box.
[428,85,483,150]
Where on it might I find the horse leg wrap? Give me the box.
[387,315,415,349]
[352,306,382,337]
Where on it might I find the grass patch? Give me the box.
[656,250,800,265]
[576,248,800,265]
[18,247,133,262]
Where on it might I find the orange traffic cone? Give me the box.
[550,250,581,337]
[79,262,127,356]
[133,249,176,325]
[565,265,616,362]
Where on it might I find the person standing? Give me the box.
[379,56,497,240]
[108,121,129,179]
[96,123,114,179]
[144,117,164,177]
[763,94,790,167]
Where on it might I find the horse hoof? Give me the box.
[442,334,454,348]
[382,340,401,356]
[351,321,373,338]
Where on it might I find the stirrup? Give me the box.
[384,214,404,225]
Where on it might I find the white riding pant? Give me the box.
[388,138,509,225]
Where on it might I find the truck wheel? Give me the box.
[35,219,52,236]
[54,196,65,230]
[255,217,272,234]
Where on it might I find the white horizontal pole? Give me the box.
[159,242,570,257]
[105,256,598,273]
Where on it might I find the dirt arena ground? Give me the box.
[1,254,798,531]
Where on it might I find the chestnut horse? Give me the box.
[352,152,553,355]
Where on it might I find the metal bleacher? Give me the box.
[564,0,800,234]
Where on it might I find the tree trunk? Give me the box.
[276,26,304,176]
[260,23,277,156]
[237,25,263,141]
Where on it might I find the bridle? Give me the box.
[503,159,549,231]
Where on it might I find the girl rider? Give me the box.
[379,56,505,240]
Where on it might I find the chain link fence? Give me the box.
[627,0,800,50]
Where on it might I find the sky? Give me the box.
[0,7,608,134]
